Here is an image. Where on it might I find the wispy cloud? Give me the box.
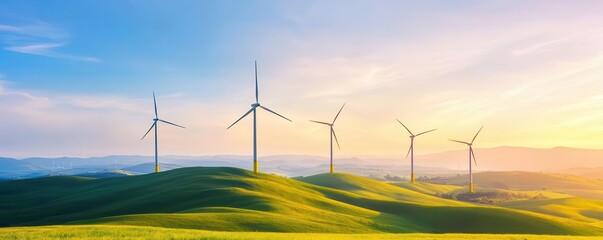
[5,42,61,53]
[6,43,100,62]
[0,24,21,33]
[0,21,99,62]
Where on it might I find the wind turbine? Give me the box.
[141,92,185,173]
[396,119,436,183]
[227,61,292,174]
[310,104,345,173]
[449,126,483,193]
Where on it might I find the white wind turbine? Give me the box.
[141,92,185,173]
[396,119,436,183]
[227,61,292,174]
[449,126,483,193]
[310,104,345,173]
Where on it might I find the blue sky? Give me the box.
[1,1,267,95]
[1,1,603,158]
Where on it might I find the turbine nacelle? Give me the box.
[251,103,260,108]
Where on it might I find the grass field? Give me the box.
[1,225,600,240]
[425,171,603,203]
[498,197,603,225]
[1,167,603,237]
[433,171,603,192]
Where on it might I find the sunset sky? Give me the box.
[1,0,603,158]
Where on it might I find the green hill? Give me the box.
[1,167,602,235]
[499,197,603,226]
[0,167,379,233]
[391,181,464,196]
[299,173,467,206]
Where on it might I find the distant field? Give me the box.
[431,171,603,191]
[1,225,599,240]
[426,171,603,201]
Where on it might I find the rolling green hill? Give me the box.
[499,197,603,226]
[298,173,468,206]
[1,167,602,235]
[391,181,464,196]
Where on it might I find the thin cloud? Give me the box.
[0,24,22,33]
[6,42,62,53]
[0,22,98,62]
[6,43,100,62]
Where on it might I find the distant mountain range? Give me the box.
[1,146,603,180]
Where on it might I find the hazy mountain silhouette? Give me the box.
[3,146,603,179]
[419,146,603,171]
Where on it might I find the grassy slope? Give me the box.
[298,173,603,235]
[1,225,602,240]
[0,167,379,233]
[393,175,603,230]
[1,167,602,235]
[499,197,603,225]
[299,173,468,206]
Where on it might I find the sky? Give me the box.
[1,0,603,158]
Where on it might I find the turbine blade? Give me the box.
[259,105,292,122]
[405,144,412,159]
[331,128,341,149]
[153,92,158,118]
[255,61,259,103]
[332,103,346,124]
[471,125,484,144]
[396,119,414,136]
[416,128,437,136]
[449,139,470,145]
[309,120,331,126]
[227,108,254,129]
[141,121,157,140]
[158,119,185,128]
[471,148,478,166]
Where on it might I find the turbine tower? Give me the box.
[396,119,436,183]
[141,92,185,173]
[310,103,345,173]
[227,61,292,174]
[449,126,483,193]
